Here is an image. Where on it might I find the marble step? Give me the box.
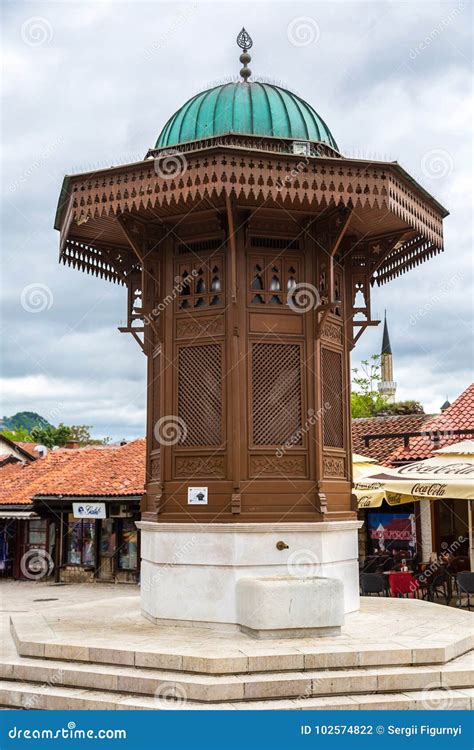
[0,680,472,711]
[0,652,472,704]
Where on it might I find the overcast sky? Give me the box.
[1,0,472,441]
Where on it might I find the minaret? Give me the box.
[378,311,397,403]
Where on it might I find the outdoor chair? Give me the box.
[388,571,419,598]
[361,558,381,574]
[449,556,471,574]
[380,557,397,572]
[360,572,386,597]
[423,569,452,605]
[456,572,474,610]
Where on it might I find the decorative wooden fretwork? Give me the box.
[321,321,343,344]
[176,314,224,339]
[60,238,138,285]
[178,344,223,446]
[60,153,445,289]
[175,456,225,479]
[249,236,300,250]
[251,343,302,446]
[321,348,344,448]
[150,348,161,450]
[175,237,223,255]
[250,454,306,478]
[248,254,301,307]
[150,455,161,479]
[176,254,224,311]
[323,455,346,478]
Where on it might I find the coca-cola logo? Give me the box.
[411,483,446,497]
[398,462,473,476]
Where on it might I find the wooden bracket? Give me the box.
[118,325,145,353]
[225,192,238,303]
[231,493,242,514]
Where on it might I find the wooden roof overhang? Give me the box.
[54,145,448,288]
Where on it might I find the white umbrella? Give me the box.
[354,440,474,563]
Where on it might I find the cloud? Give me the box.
[1,0,472,439]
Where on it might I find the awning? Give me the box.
[354,440,474,508]
[0,511,39,520]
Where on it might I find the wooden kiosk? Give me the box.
[55,31,447,633]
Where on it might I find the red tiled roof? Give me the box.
[352,413,431,464]
[0,436,40,461]
[15,442,41,459]
[387,384,474,463]
[0,440,145,506]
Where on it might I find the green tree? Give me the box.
[379,400,424,415]
[0,427,34,443]
[351,356,425,418]
[351,355,388,418]
[30,423,72,448]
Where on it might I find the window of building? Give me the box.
[248,254,301,306]
[118,518,138,570]
[100,518,116,557]
[176,255,224,311]
[27,518,48,546]
[66,515,96,566]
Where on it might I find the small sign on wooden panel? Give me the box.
[73,502,106,519]
[187,487,208,505]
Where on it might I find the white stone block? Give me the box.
[137,521,361,631]
[236,575,344,638]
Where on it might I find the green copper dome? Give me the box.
[156,82,338,151]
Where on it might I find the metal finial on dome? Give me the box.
[237,27,252,82]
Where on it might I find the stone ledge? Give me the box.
[137,521,363,534]
[9,596,474,676]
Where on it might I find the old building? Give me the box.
[53,29,448,632]
[0,441,144,582]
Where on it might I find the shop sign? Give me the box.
[187,487,208,505]
[73,502,106,519]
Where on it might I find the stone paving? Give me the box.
[0,580,473,710]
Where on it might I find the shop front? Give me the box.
[365,505,418,561]
[0,511,56,581]
[32,496,141,584]
[62,509,139,583]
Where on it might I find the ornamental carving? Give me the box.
[175,456,225,478]
[150,455,160,479]
[321,321,342,344]
[250,455,306,478]
[176,315,224,338]
[323,455,346,477]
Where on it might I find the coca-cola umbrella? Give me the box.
[354,440,474,563]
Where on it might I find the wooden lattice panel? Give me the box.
[178,344,222,446]
[321,348,344,448]
[251,343,302,446]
